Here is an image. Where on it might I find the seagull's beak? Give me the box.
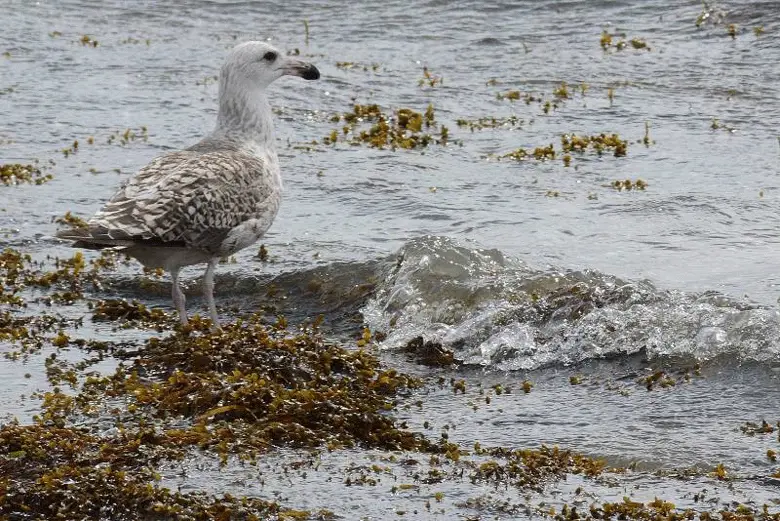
[283,59,320,80]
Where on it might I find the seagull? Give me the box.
[56,42,320,326]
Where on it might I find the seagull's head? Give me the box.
[222,41,320,90]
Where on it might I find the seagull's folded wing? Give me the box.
[86,150,278,252]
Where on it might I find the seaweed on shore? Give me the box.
[550,497,780,521]
[91,298,175,329]
[0,248,126,357]
[0,423,285,520]
[43,316,429,457]
[1,311,431,517]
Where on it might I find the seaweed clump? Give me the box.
[470,444,606,492]
[551,497,780,521]
[54,211,88,229]
[561,133,628,157]
[72,316,429,456]
[496,90,541,104]
[79,34,99,47]
[91,298,174,329]
[500,144,556,162]
[496,89,566,115]
[1,248,119,305]
[740,419,777,436]
[326,103,448,150]
[1,314,436,517]
[611,179,648,191]
[0,248,125,357]
[0,422,285,520]
[418,66,442,87]
[107,126,149,145]
[600,31,651,52]
[498,132,629,165]
[335,61,380,72]
[456,116,522,131]
[0,163,53,186]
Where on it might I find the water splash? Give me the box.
[363,236,780,370]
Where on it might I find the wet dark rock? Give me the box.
[403,336,457,367]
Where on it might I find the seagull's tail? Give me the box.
[55,227,136,250]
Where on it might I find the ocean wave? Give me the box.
[362,236,780,370]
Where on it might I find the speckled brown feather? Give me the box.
[84,147,280,255]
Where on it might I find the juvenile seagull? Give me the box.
[57,42,320,325]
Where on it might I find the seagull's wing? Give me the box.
[61,149,278,253]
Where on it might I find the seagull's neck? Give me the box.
[213,82,275,150]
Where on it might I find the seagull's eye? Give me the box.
[262,51,278,62]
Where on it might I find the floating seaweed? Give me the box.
[600,30,613,50]
[335,61,380,72]
[642,121,652,146]
[470,444,605,492]
[326,104,448,150]
[455,116,522,131]
[106,127,149,145]
[561,132,628,157]
[494,131,629,165]
[499,144,555,162]
[610,179,648,191]
[0,163,53,186]
[501,148,528,161]
[496,90,542,105]
[553,82,569,99]
[79,34,99,47]
[600,30,651,52]
[60,139,80,157]
[54,211,88,229]
[711,118,736,132]
[498,90,521,101]
[739,419,777,435]
[418,66,442,88]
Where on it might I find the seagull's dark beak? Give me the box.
[283,59,320,80]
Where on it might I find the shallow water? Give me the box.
[2,0,780,517]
